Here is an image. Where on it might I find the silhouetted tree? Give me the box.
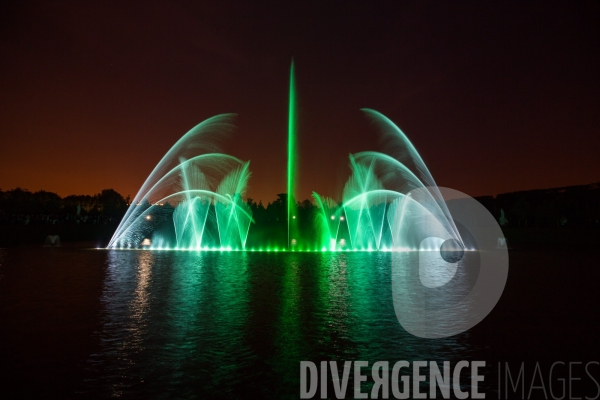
[97,189,128,217]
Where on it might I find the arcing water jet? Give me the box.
[107,114,253,250]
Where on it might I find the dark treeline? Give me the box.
[0,188,129,226]
[0,187,131,246]
[1,181,598,246]
[474,182,600,228]
[245,194,335,249]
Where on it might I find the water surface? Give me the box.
[1,248,598,399]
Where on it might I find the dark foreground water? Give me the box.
[0,248,598,399]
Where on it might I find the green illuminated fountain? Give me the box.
[107,114,253,250]
[108,62,463,252]
[287,60,299,250]
[312,109,463,251]
[312,192,344,251]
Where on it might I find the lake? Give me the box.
[0,248,598,399]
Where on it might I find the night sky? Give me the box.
[1,1,598,203]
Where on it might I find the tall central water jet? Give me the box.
[287,59,298,249]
